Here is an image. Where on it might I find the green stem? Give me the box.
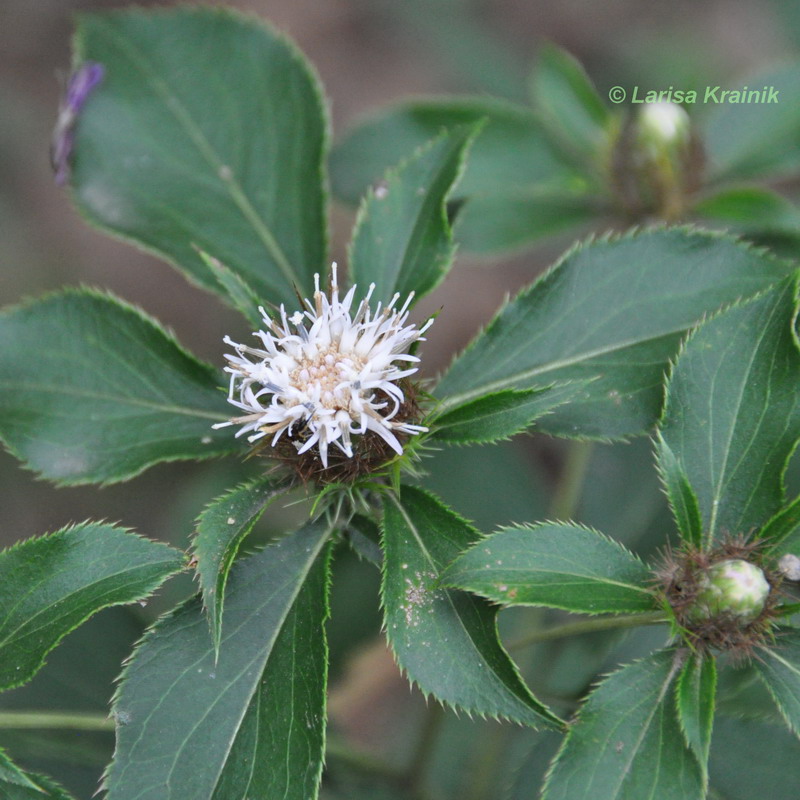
[326,738,406,782]
[507,611,668,650]
[406,702,445,800]
[549,440,594,521]
[0,711,114,731]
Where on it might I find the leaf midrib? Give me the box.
[90,16,299,290]
[387,493,561,726]
[437,328,680,411]
[158,526,330,799]
[0,381,226,421]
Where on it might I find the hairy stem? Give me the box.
[0,710,114,731]
[507,611,669,650]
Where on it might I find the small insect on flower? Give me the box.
[51,61,105,185]
[214,265,432,482]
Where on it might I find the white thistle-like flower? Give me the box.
[213,265,432,470]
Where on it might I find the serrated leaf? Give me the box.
[0,749,76,799]
[0,289,235,485]
[676,653,716,784]
[196,249,263,329]
[344,514,383,567]
[543,649,704,800]
[454,187,599,254]
[436,229,797,440]
[753,628,800,737]
[655,434,703,546]
[192,477,287,653]
[0,747,48,791]
[381,486,563,728]
[761,493,800,552]
[349,126,476,305]
[105,521,332,800]
[430,383,588,445]
[715,661,784,723]
[659,278,800,545]
[330,97,579,207]
[442,523,655,614]
[693,186,800,236]
[530,44,611,161]
[0,522,182,691]
[71,7,328,307]
[703,65,800,181]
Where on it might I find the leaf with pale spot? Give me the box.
[381,485,563,729]
[442,522,655,614]
[0,289,235,485]
[72,7,328,307]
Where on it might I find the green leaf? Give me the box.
[0,749,76,799]
[659,278,800,545]
[192,477,287,654]
[703,65,800,181]
[381,486,563,728]
[0,289,236,485]
[530,44,611,161]
[105,521,332,800]
[344,514,382,567]
[454,188,599,254]
[542,649,704,800]
[330,97,579,207]
[441,523,655,614]
[0,522,183,691]
[655,434,703,546]
[196,249,263,329]
[429,383,588,445]
[715,661,784,723]
[436,228,798,440]
[693,186,800,236]
[753,628,800,737]
[349,127,476,305]
[676,653,716,784]
[762,494,800,552]
[72,7,328,308]
[0,747,49,792]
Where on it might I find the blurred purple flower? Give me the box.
[51,62,105,185]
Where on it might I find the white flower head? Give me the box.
[214,264,432,475]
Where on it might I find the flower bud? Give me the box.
[689,559,770,624]
[635,101,691,156]
[608,101,702,220]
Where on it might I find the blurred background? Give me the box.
[2,1,800,797]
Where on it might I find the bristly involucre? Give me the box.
[214,264,432,473]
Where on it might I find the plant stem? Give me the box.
[326,738,406,782]
[507,611,668,650]
[549,440,594,521]
[0,710,114,731]
[406,702,445,800]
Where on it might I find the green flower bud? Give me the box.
[608,101,702,221]
[689,559,770,624]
